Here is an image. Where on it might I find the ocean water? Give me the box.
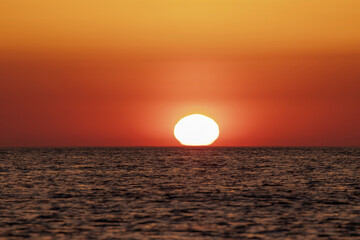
[0,147,359,239]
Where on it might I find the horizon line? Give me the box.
[1,145,358,148]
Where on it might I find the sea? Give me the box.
[0,147,359,239]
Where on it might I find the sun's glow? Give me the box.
[174,114,219,146]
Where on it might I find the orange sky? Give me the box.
[0,0,359,146]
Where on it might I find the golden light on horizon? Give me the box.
[174,114,219,146]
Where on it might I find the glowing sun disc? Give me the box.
[174,114,219,146]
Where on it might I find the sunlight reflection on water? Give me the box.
[0,147,359,239]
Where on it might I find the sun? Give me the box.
[174,114,219,146]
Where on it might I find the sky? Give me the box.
[0,0,359,146]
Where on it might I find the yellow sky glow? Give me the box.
[1,0,359,56]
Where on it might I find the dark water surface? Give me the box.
[0,147,359,239]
